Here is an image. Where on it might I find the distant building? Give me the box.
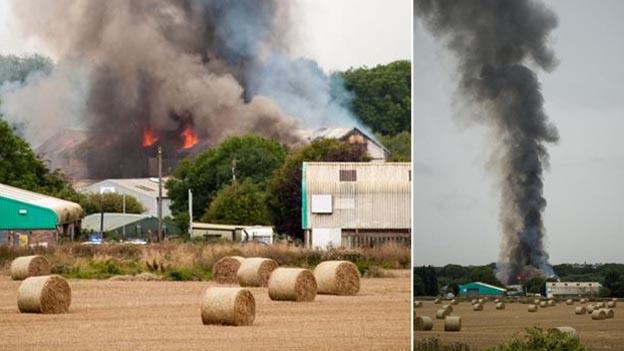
[190,222,274,245]
[299,127,388,162]
[82,213,180,239]
[0,183,84,246]
[80,178,171,217]
[301,162,411,249]
[545,282,602,298]
[459,282,507,297]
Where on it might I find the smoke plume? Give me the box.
[1,0,359,178]
[414,0,559,284]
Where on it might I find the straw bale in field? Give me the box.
[213,256,245,284]
[10,256,50,280]
[313,261,360,295]
[200,287,255,326]
[237,257,278,287]
[17,275,71,314]
[268,268,317,302]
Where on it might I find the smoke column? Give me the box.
[1,0,360,178]
[414,0,559,284]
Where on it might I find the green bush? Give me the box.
[415,338,470,351]
[164,267,212,281]
[487,327,587,351]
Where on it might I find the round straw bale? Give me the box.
[548,300,556,307]
[591,309,606,320]
[313,260,360,295]
[548,327,579,341]
[528,304,538,312]
[473,303,483,311]
[587,305,596,313]
[10,255,51,280]
[200,287,255,326]
[213,256,245,284]
[575,306,587,314]
[494,298,501,303]
[444,316,462,332]
[534,299,541,305]
[236,257,278,287]
[414,316,433,331]
[436,308,451,319]
[451,299,458,305]
[17,275,71,314]
[478,298,484,304]
[566,299,574,305]
[607,301,616,308]
[414,301,423,308]
[539,301,548,308]
[433,298,441,304]
[471,299,477,305]
[604,308,614,319]
[612,298,618,302]
[267,268,317,302]
[496,302,505,310]
[442,304,453,313]
[580,298,587,304]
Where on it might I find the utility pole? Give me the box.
[188,188,193,236]
[122,193,126,240]
[231,158,237,182]
[157,146,163,242]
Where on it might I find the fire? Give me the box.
[180,127,198,149]
[142,129,159,147]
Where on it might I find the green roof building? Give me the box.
[459,282,507,297]
[82,213,181,239]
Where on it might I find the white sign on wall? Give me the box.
[312,228,342,249]
[311,194,332,214]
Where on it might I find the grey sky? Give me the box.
[413,0,624,266]
[0,1,411,72]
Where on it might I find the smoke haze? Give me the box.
[1,0,360,178]
[414,0,559,284]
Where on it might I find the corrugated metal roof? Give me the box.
[461,282,507,292]
[80,178,169,198]
[82,213,150,231]
[0,183,84,224]
[298,127,388,152]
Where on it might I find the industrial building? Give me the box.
[190,222,274,244]
[299,127,388,162]
[459,282,507,297]
[545,282,602,298]
[82,213,180,239]
[80,178,172,217]
[302,162,411,249]
[0,183,84,246]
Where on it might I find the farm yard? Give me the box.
[415,299,623,350]
[0,273,410,351]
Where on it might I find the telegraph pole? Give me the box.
[157,146,163,242]
[188,188,193,236]
[122,194,126,240]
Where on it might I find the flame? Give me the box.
[142,129,159,147]
[180,127,198,149]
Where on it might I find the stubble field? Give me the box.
[416,300,624,350]
[0,273,410,351]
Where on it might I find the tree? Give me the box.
[341,60,411,136]
[377,131,411,161]
[267,138,368,239]
[603,269,624,297]
[523,276,546,296]
[0,118,75,196]
[0,54,52,84]
[166,135,288,224]
[413,271,426,296]
[468,266,504,287]
[201,179,271,225]
[413,266,439,296]
[77,193,145,215]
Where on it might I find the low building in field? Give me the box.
[81,213,181,239]
[459,282,507,297]
[301,162,411,249]
[190,222,274,244]
[299,127,388,162]
[0,183,84,246]
[545,282,602,298]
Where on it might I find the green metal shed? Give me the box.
[0,183,84,230]
[459,282,507,297]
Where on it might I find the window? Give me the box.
[339,169,357,182]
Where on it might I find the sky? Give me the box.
[0,1,412,72]
[413,0,624,266]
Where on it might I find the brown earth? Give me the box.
[415,300,624,350]
[0,274,410,351]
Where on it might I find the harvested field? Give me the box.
[415,300,624,350]
[0,273,410,351]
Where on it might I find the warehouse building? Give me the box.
[0,183,84,246]
[80,178,172,217]
[302,162,411,249]
[545,282,602,298]
[82,213,181,240]
[459,282,507,297]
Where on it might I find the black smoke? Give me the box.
[414,0,559,284]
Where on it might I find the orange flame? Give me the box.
[142,129,159,147]
[180,127,198,149]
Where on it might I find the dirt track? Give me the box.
[416,300,624,350]
[0,273,410,351]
